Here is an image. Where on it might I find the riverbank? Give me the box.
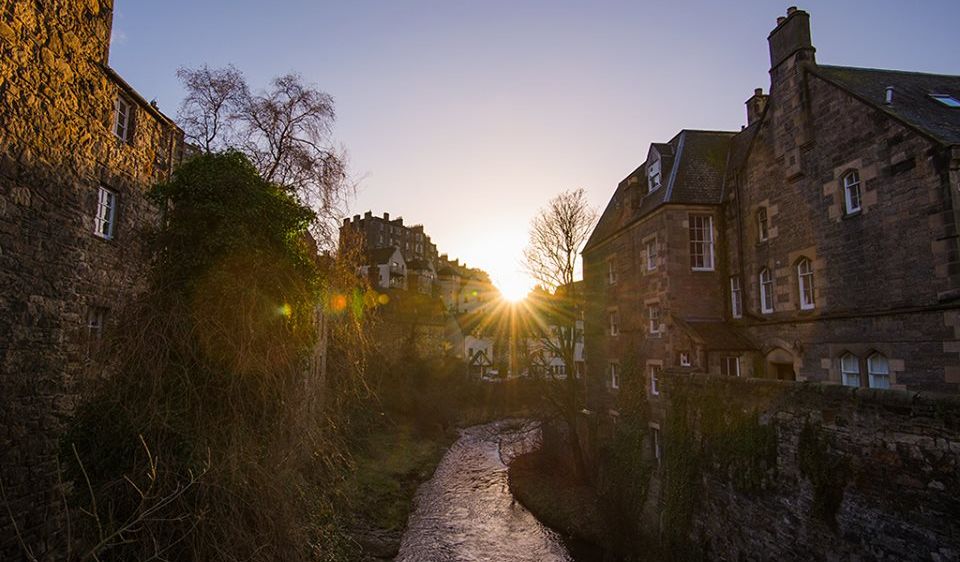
[339,421,456,559]
[507,450,610,553]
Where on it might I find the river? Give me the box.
[395,420,579,562]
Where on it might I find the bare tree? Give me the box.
[176,66,350,247]
[175,65,247,153]
[523,188,597,480]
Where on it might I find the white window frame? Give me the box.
[608,309,619,336]
[648,157,662,193]
[843,170,862,214]
[679,352,691,367]
[113,95,132,142]
[607,258,617,285]
[645,237,658,271]
[689,214,715,271]
[648,303,661,336]
[867,353,890,389]
[757,207,769,242]
[720,356,740,377]
[609,363,620,390]
[649,364,661,396]
[797,258,815,310]
[841,353,860,387]
[94,186,117,240]
[730,276,743,319]
[759,268,774,314]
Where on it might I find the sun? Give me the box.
[496,272,532,303]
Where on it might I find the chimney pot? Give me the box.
[353,214,360,222]
[885,86,894,105]
[383,212,390,220]
[787,6,797,15]
[343,218,350,225]
[755,87,763,96]
[364,210,372,219]
[777,16,786,25]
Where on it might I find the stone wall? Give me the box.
[0,1,183,558]
[654,372,960,561]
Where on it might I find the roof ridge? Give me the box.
[818,64,960,79]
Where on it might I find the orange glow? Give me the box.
[496,271,532,303]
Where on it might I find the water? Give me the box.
[396,420,574,562]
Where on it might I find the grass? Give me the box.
[341,421,455,532]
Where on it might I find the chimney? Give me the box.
[745,87,769,125]
[768,7,815,72]
[353,214,360,222]
[364,210,372,219]
[396,217,403,226]
[383,212,390,221]
[885,86,894,105]
[343,217,350,226]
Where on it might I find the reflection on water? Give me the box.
[396,420,573,562]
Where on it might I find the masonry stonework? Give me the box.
[0,1,183,557]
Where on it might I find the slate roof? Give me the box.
[365,247,399,265]
[813,65,960,146]
[583,129,736,253]
[674,318,757,351]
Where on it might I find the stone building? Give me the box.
[341,210,440,266]
[583,7,960,418]
[0,1,184,557]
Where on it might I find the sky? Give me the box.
[109,1,960,297]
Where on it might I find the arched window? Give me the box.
[757,207,769,241]
[840,353,860,387]
[759,268,774,313]
[843,170,862,214]
[867,353,890,389]
[797,258,815,310]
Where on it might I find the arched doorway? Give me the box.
[765,347,796,381]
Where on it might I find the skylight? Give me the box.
[930,94,960,108]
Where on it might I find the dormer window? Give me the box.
[648,157,662,193]
[930,94,960,108]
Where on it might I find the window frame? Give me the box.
[608,309,620,337]
[649,364,661,396]
[94,185,118,240]
[867,353,891,389]
[647,303,661,336]
[679,352,691,367]
[843,170,862,215]
[648,157,662,193]
[757,207,769,242]
[840,353,860,387]
[689,214,715,271]
[720,356,740,377]
[797,258,815,310]
[645,237,658,271]
[113,95,133,143]
[650,426,662,466]
[930,93,960,108]
[607,258,617,285]
[609,362,620,390]
[759,268,774,314]
[730,276,743,319]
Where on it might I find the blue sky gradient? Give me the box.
[109,1,960,292]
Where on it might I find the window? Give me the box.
[797,258,815,310]
[649,365,661,396]
[645,238,658,271]
[609,363,620,390]
[759,268,774,313]
[650,426,662,465]
[757,207,769,242]
[730,276,743,319]
[868,353,891,389]
[86,307,107,340]
[94,186,117,239]
[689,214,715,270]
[113,95,133,142]
[607,259,617,285]
[841,353,860,387]
[930,94,960,108]
[608,310,620,336]
[648,157,662,192]
[679,352,691,367]
[843,170,862,214]
[720,356,740,377]
[647,303,661,336]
